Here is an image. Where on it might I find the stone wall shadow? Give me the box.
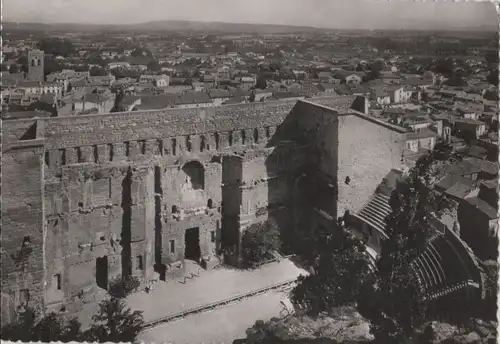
[121,167,132,278]
[264,101,313,257]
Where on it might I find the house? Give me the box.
[108,62,131,70]
[177,92,213,108]
[73,92,115,114]
[100,49,120,59]
[317,71,333,82]
[317,83,337,93]
[404,127,438,152]
[254,89,274,102]
[370,87,391,105]
[386,85,407,104]
[458,196,499,260]
[453,118,487,139]
[208,89,231,106]
[17,81,63,97]
[139,74,170,87]
[133,94,180,110]
[88,75,116,87]
[333,70,362,84]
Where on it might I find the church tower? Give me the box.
[28,49,45,82]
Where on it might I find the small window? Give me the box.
[345,176,351,185]
[211,231,216,243]
[207,199,213,209]
[136,255,144,270]
[169,240,175,254]
[45,152,50,166]
[54,274,62,290]
[172,205,179,214]
[171,138,177,156]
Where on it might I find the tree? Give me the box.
[147,60,161,72]
[255,75,267,90]
[1,307,83,342]
[84,298,144,343]
[8,64,19,73]
[291,228,372,315]
[487,68,498,86]
[89,66,108,77]
[357,152,453,343]
[39,38,75,57]
[241,218,281,268]
[249,91,256,102]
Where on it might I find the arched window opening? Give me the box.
[253,128,259,143]
[182,161,205,190]
[241,130,246,145]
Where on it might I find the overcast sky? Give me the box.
[4,0,498,30]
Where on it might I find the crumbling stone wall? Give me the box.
[1,139,46,314]
[2,95,369,316]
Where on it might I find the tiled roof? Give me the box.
[178,92,212,104]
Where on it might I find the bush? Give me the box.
[108,275,141,298]
[241,218,281,268]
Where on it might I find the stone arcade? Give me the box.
[2,95,416,318]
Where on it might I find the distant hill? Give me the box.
[2,20,331,34]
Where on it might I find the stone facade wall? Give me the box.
[337,114,407,217]
[2,95,372,316]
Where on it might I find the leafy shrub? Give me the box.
[108,275,141,298]
[241,218,281,268]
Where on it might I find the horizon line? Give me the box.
[3,18,498,33]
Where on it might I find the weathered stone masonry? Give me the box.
[3,95,408,317]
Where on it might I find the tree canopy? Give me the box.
[38,38,75,57]
[357,152,453,343]
[291,227,372,315]
[1,297,144,343]
[241,218,282,268]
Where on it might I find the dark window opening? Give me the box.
[108,144,114,161]
[184,227,201,262]
[140,141,146,154]
[20,289,30,306]
[22,236,31,247]
[345,176,351,185]
[200,136,206,152]
[265,127,270,138]
[60,149,66,165]
[100,236,106,241]
[124,142,130,156]
[55,274,62,290]
[93,146,99,163]
[158,139,164,156]
[241,130,246,145]
[77,147,82,162]
[207,199,213,208]
[211,231,216,243]
[186,136,192,152]
[228,131,233,146]
[171,138,177,156]
[78,202,83,208]
[182,161,205,190]
[172,205,179,213]
[253,128,259,143]
[136,255,144,270]
[169,240,175,254]
[45,152,50,166]
[214,132,220,150]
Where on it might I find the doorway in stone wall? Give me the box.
[184,227,201,263]
[96,256,108,290]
